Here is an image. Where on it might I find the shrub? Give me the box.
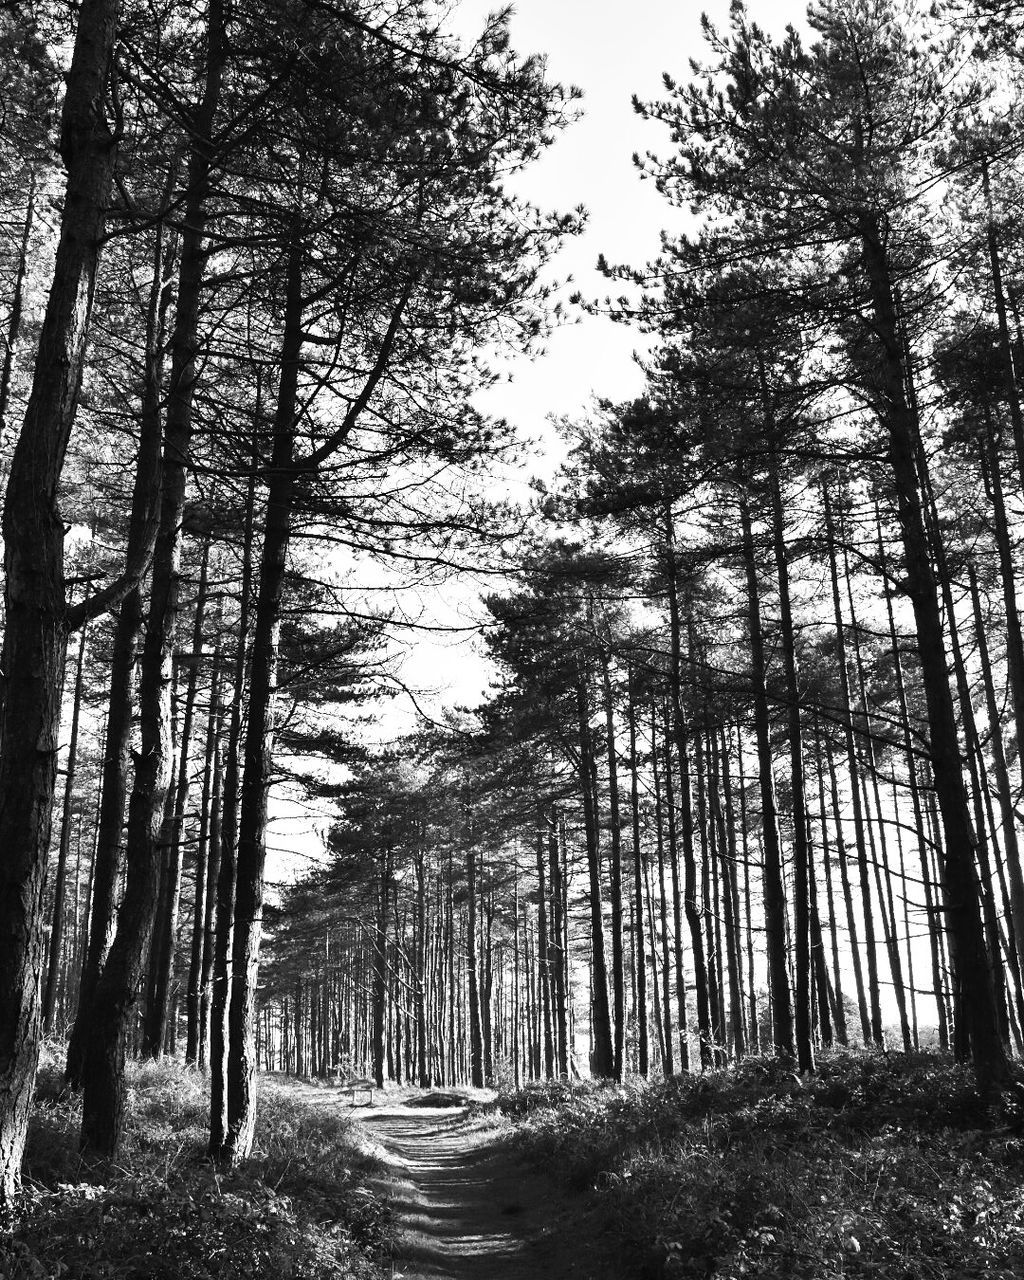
[2,1058,390,1280]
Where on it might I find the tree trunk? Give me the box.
[822,481,883,1044]
[186,648,221,1064]
[0,0,127,1196]
[220,237,303,1161]
[738,491,793,1057]
[626,676,649,1077]
[577,666,614,1078]
[859,215,1006,1085]
[43,626,89,1035]
[144,539,210,1057]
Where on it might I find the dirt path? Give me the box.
[359,1104,586,1280]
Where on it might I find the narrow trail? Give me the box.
[359,1103,587,1280]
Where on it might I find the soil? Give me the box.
[358,1101,604,1280]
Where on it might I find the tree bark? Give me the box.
[0,0,124,1199]
[859,216,1006,1085]
[43,626,89,1036]
[738,491,793,1057]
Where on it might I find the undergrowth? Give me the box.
[1,1048,390,1279]
[500,1051,1024,1280]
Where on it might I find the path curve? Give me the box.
[360,1104,576,1280]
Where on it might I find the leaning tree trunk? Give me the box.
[0,0,122,1200]
[860,215,1006,1086]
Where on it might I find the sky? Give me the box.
[445,0,797,449]
[391,0,799,707]
[267,0,803,872]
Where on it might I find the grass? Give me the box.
[1,1047,391,1279]
[500,1051,1024,1279]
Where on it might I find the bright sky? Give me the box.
[269,0,805,870]
[447,0,798,450]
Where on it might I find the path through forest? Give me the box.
[359,1099,594,1280]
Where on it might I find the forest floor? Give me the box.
[356,1094,605,1280]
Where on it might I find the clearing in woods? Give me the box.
[358,1096,599,1280]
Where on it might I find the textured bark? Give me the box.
[0,174,35,445]
[650,712,673,1075]
[597,637,624,1079]
[578,667,614,1078]
[664,515,712,1067]
[738,492,793,1057]
[220,239,303,1159]
[822,482,883,1044]
[766,444,813,1073]
[186,651,222,1065]
[626,678,649,1077]
[860,216,1005,1084]
[534,816,554,1078]
[66,215,168,1085]
[548,808,569,1079]
[144,540,211,1057]
[43,626,89,1035]
[663,709,690,1070]
[0,0,122,1200]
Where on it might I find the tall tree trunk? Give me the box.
[0,0,147,1187]
[651,708,673,1075]
[65,207,168,1085]
[81,0,228,1158]
[823,481,883,1044]
[209,447,257,1145]
[766,439,813,1072]
[738,491,793,1057]
[535,815,554,1078]
[664,514,713,1066]
[577,665,614,1078]
[548,807,569,1079]
[220,237,303,1161]
[626,676,649,1077]
[859,216,1006,1085]
[42,625,88,1036]
[597,634,625,1079]
[186,648,221,1065]
[144,538,210,1057]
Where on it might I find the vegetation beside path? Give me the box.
[501,1052,1024,1280]
[0,1052,391,1280]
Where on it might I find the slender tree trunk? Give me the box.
[597,636,625,1079]
[186,646,221,1065]
[860,216,1006,1085]
[651,709,673,1075]
[626,676,649,1077]
[663,517,713,1066]
[145,539,210,1057]
[43,626,88,1035]
[823,482,883,1044]
[221,238,303,1161]
[738,491,793,1057]
[766,440,813,1072]
[577,666,614,1078]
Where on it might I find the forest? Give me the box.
[3,0,1024,1277]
